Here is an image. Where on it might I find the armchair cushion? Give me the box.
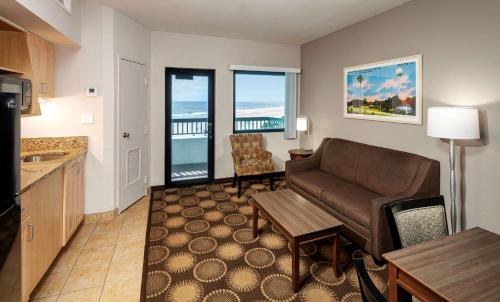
[234,158,274,176]
[289,170,348,199]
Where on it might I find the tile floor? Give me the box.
[30,196,150,302]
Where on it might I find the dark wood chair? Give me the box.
[385,196,449,249]
[353,254,387,302]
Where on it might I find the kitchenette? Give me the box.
[0,2,88,301]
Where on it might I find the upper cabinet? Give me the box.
[27,32,54,99]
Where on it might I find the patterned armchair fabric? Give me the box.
[393,205,448,248]
[230,134,273,176]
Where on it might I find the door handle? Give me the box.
[208,123,213,139]
[122,132,130,138]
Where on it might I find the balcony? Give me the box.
[171,117,284,181]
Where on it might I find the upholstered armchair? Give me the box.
[229,134,274,197]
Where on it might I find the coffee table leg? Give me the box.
[332,234,341,277]
[252,203,258,238]
[292,240,300,292]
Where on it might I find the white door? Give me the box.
[119,59,147,212]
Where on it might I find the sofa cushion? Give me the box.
[320,138,363,183]
[289,170,349,199]
[321,184,380,228]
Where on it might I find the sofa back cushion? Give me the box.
[320,139,361,183]
[320,139,426,196]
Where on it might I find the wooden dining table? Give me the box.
[383,227,500,302]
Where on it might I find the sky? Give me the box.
[346,61,417,103]
[171,73,286,105]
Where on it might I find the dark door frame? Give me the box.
[165,67,215,187]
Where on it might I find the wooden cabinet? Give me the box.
[62,156,85,245]
[21,169,63,301]
[26,33,54,99]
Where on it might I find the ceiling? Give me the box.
[82,0,410,45]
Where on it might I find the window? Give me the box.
[233,70,286,133]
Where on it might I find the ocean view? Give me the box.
[173,101,285,118]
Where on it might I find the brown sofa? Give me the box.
[285,138,440,261]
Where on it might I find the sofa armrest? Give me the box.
[285,138,328,180]
[369,160,440,261]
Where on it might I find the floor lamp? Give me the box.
[427,107,479,234]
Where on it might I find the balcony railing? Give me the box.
[171,117,285,135]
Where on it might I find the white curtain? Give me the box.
[284,72,299,139]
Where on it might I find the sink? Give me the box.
[21,152,69,163]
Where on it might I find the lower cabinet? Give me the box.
[21,155,85,301]
[63,156,85,245]
[21,169,63,302]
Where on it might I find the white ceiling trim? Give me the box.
[229,65,301,74]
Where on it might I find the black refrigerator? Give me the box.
[0,75,27,302]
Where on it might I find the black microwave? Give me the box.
[0,75,32,112]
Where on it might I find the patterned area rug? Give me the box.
[142,179,388,302]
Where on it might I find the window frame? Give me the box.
[232,70,286,134]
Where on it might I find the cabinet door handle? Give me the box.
[28,224,35,241]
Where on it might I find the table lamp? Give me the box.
[296,116,311,151]
[427,107,479,234]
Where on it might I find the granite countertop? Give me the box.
[20,137,88,193]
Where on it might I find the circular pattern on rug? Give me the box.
[148,246,170,265]
[164,232,192,248]
[237,205,253,215]
[194,258,227,283]
[271,224,283,235]
[224,187,239,194]
[250,183,266,190]
[149,227,168,241]
[203,289,240,302]
[167,280,204,302]
[260,233,287,250]
[208,224,233,239]
[230,196,248,203]
[165,187,178,193]
[299,282,338,302]
[164,216,187,229]
[288,242,317,257]
[245,247,275,269]
[151,211,168,224]
[203,210,224,222]
[182,207,204,218]
[177,187,197,196]
[224,214,247,226]
[195,190,212,198]
[217,202,237,212]
[207,184,224,192]
[233,228,259,244]
[227,266,260,293]
[164,204,184,214]
[243,188,257,197]
[146,271,171,298]
[211,192,230,201]
[346,266,386,293]
[179,196,200,206]
[165,252,196,273]
[216,242,245,261]
[276,254,309,278]
[185,220,210,233]
[260,274,296,302]
[189,236,217,254]
[152,200,166,210]
[199,199,217,208]
[247,217,268,230]
[164,194,181,203]
[310,261,346,286]
[340,292,362,302]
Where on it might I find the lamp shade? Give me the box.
[296,117,308,132]
[427,107,480,139]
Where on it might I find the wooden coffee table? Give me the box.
[252,189,343,292]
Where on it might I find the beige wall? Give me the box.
[150,32,300,185]
[300,0,500,233]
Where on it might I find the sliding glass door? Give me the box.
[165,68,215,186]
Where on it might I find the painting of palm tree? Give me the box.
[343,55,422,124]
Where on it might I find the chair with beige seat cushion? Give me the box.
[230,134,274,197]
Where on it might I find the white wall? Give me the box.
[16,0,81,45]
[21,4,150,214]
[150,32,301,185]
